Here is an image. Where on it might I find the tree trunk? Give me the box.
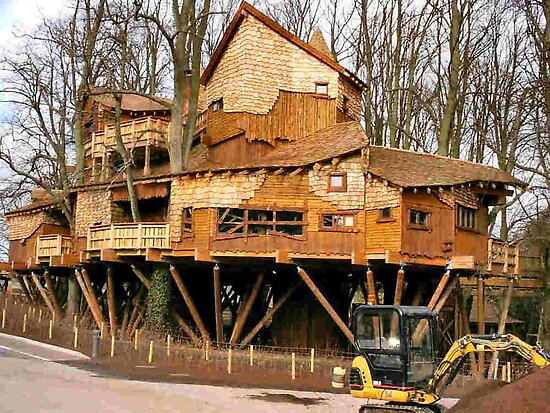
[537,250,550,350]
[145,264,173,332]
[66,270,81,317]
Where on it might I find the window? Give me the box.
[315,82,328,95]
[328,173,347,192]
[182,207,193,236]
[409,209,429,227]
[457,204,477,230]
[321,214,355,230]
[379,207,392,220]
[217,208,305,238]
[211,98,223,112]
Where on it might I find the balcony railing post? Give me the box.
[514,244,520,276]
[57,234,62,256]
[87,228,91,250]
[503,244,509,274]
[487,239,493,271]
[137,223,143,249]
[110,224,114,249]
[165,224,170,248]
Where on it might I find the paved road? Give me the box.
[0,333,456,413]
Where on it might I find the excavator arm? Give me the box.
[427,333,549,396]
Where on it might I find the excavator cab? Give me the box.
[352,305,438,389]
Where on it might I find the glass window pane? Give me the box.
[344,216,354,226]
[330,175,343,187]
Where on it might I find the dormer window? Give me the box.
[328,173,347,192]
[315,82,328,95]
[211,98,223,112]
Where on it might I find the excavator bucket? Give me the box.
[359,404,442,413]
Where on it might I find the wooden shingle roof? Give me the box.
[90,88,170,112]
[201,2,366,89]
[367,146,525,188]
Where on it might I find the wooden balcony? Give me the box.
[87,223,170,252]
[36,235,72,259]
[89,116,170,157]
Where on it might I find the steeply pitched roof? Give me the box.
[367,146,525,188]
[201,2,365,89]
[4,199,58,218]
[309,28,333,59]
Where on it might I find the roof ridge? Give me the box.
[369,145,502,171]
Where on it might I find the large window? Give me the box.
[457,204,477,230]
[217,208,305,238]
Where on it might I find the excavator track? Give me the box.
[359,403,442,413]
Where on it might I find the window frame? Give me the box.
[211,98,223,112]
[181,207,193,238]
[216,207,307,240]
[456,203,478,231]
[319,212,357,232]
[408,208,431,230]
[328,173,348,192]
[315,82,329,96]
[378,207,394,222]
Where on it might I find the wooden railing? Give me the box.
[36,235,72,258]
[87,223,170,251]
[90,116,170,157]
[487,239,545,278]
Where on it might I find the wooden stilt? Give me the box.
[427,269,451,310]
[169,265,210,342]
[128,286,146,331]
[18,276,34,303]
[488,276,514,377]
[75,269,103,328]
[477,276,485,375]
[129,265,200,344]
[412,283,424,306]
[120,302,131,337]
[172,311,202,346]
[213,264,223,343]
[230,272,264,345]
[366,268,378,304]
[130,265,151,289]
[143,144,151,175]
[80,268,104,326]
[456,286,478,374]
[296,266,355,345]
[106,267,117,337]
[240,282,300,347]
[391,267,405,334]
[43,271,62,319]
[31,273,56,317]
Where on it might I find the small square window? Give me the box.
[315,83,328,95]
[409,209,429,226]
[380,208,392,219]
[211,98,223,112]
[328,173,347,192]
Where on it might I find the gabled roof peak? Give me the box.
[309,28,333,60]
[201,1,365,89]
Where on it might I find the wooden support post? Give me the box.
[31,273,56,317]
[227,348,232,374]
[148,340,154,364]
[427,270,451,310]
[172,311,202,346]
[169,265,210,343]
[80,268,105,326]
[230,272,264,345]
[296,266,355,345]
[456,287,478,374]
[43,271,62,319]
[391,267,405,334]
[130,265,151,289]
[291,352,296,380]
[17,276,34,303]
[75,269,103,329]
[366,268,378,304]
[143,144,151,176]
[488,276,515,378]
[240,283,300,347]
[107,267,117,337]
[120,302,131,337]
[477,276,485,376]
[213,264,223,343]
[128,286,146,330]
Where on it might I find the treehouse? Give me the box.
[2,2,545,349]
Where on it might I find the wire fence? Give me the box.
[0,293,532,390]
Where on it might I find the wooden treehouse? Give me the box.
[2,2,545,350]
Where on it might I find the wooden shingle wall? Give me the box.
[364,180,402,253]
[74,190,113,236]
[308,158,364,210]
[206,14,339,114]
[337,76,362,121]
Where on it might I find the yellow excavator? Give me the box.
[349,305,549,413]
